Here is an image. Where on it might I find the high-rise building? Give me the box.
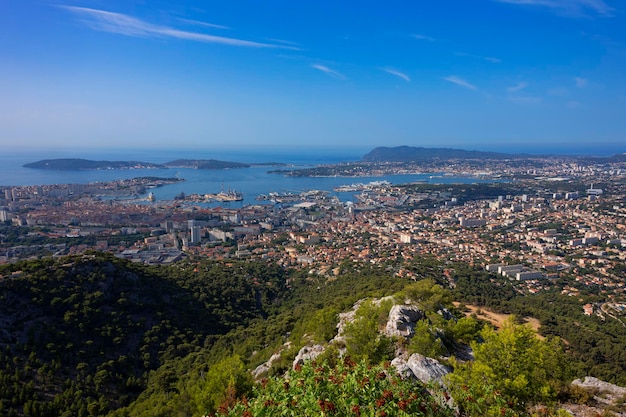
[190,226,202,244]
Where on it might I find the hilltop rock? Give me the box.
[384,304,423,338]
[391,353,451,385]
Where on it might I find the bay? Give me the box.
[0,148,500,207]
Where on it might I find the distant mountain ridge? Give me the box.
[362,146,511,162]
[362,146,626,162]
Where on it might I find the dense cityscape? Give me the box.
[2,154,625,320]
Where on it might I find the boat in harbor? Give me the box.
[200,189,243,202]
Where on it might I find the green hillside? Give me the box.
[0,254,624,416]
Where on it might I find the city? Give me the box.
[2,155,625,320]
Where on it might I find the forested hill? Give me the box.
[1,254,625,416]
[0,253,287,417]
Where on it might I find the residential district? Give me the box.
[1,156,625,319]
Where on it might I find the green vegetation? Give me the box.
[343,299,395,364]
[217,358,456,417]
[0,253,286,416]
[452,261,626,385]
[447,318,568,415]
[0,254,623,416]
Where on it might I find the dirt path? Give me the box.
[454,302,543,338]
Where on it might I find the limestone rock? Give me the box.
[293,344,325,369]
[252,342,291,379]
[391,355,414,379]
[384,305,423,338]
[406,353,451,384]
[572,376,626,406]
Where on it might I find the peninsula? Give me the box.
[23,158,166,170]
[23,158,287,171]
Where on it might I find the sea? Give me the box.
[0,145,592,207]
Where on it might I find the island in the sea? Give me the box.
[23,158,286,171]
[23,158,166,170]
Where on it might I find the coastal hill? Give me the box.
[22,158,283,171]
[362,145,626,162]
[164,159,250,169]
[362,146,511,162]
[23,158,166,170]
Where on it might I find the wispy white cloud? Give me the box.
[567,100,583,108]
[493,0,613,17]
[412,34,435,41]
[456,52,501,63]
[443,76,478,91]
[507,82,528,93]
[312,64,345,79]
[574,77,588,88]
[265,38,301,47]
[381,68,410,82]
[178,18,230,30]
[61,6,298,49]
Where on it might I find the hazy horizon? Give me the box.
[3,143,625,160]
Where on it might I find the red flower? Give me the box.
[343,356,356,368]
[318,399,336,413]
[398,399,409,411]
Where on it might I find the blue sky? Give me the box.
[1,0,625,154]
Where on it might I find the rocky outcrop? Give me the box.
[292,344,325,369]
[384,304,423,338]
[252,342,291,379]
[572,376,626,405]
[391,353,451,385]
[335,303,360,338]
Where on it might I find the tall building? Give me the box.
[190,226,202,245]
